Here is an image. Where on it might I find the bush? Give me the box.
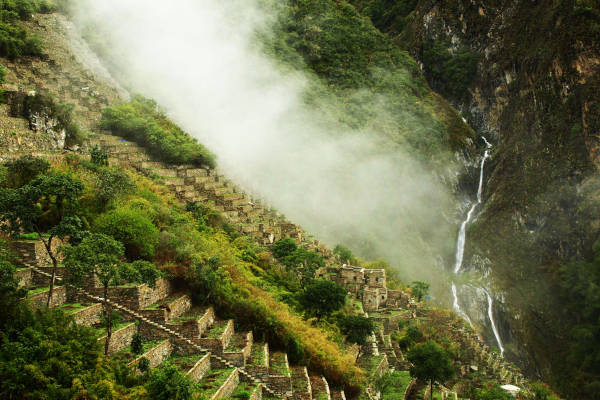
[272,238,298,260]
[298,280,347,319]
[145,363,195,400]
[95,167,136,205]
[0,0,54,59]
[100,96,216,168]
[131,333,143,355]
[2,155,50,188]
[90,145,109,166]
[94,206,159,260]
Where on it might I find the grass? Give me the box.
[205,320,228,339]
[96,322,134,338]
[249,343,266,366]
[225,334,246,353]
[269,352,289,376]
[195,368,235,398]
[27,286,49,295]
[381,370,412,400]
[58,303,88,314]
[230,381,256,400]
[167,353,203,370]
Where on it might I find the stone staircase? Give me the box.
[13,239,344,400]
[86,133,334,261]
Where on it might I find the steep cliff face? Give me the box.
[357,0,600,396]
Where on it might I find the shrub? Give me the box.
[298,280,346,319]
[95,167,136,205]
[100,95,216,168]
[131,333,144,355]
[145,363,195,400]
[2,155,50,188]
[90,145,109,166]
[94,206,159,260]
[272,238,297,260]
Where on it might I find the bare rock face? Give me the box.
[29,110,66,149]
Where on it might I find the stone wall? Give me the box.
[199,320,234,354]
[187,353,211,383]
[97,322,137,356]
[223,331,253,367]
[10,239,63,267]
[29,286,66,308]
[310,376,331,400]
[372,354,389,378]
[32,266,66,286]
[15,268,32,287]
[92,278,171,310]
[211,368,240,400]
[249,384,263,400]
[364,269,386,288]
[169,295,192,320]
[132,340,172,373]
[71,303,102,326]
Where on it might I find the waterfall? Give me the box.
[486,290,504,355]
[452,137,504,354]
[452,282,473,328]
[453,141,492,274]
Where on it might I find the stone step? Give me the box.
[223,331,253,367]
[291,366,311,400]
[164,306,216,340]
[310,376,331,400]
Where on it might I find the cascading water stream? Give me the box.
[486,290,505,355]
[451,137,504,355]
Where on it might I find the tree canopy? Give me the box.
[298,280,347,319]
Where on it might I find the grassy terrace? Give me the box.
[115,339,163,361]
[143,294,184,310]
[292,369,309,392]
[195,367,235,399]
[249,343,266,366]
[369,309,405,318]
[205,320,228,339]
[381,371,412,400]
[58,303,88,314]
[230,381,256,399]
[27,286,50,295]
[358,354,385,377]
[170,308,206,325]
[167,353,202,370]
[269,352,289,376]
[225,333,246,353]
[94,322,134,338]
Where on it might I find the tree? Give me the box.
[406,341,454,400]
[2,155,50,188]
[339,315,375,346]
[0,241,27,331]
[272,238,297,260]
[282,248,324,287]
[95,206,159,260]
[131,333,144,356]
[63,233,161,355]
[333,244,355,264]
[298,280,346,319]
[410,281,430,302]
[145,363,194,400]
[0,171,85,307]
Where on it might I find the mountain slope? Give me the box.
[349,0,600,397]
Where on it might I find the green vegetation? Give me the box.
[146,363,195,400]
[64,233,161,355]
[407,341,454,400]
[261,0,473,162]
[100,95,216,168]
[338,315,375,347]
[379,370,412,400]
[410,280,430,302]
[297,280,347,319]
[196,368,235,399]
[0,0,54,59]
